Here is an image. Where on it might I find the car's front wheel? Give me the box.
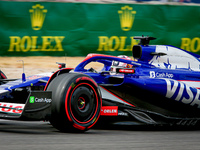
[46,73,101,132]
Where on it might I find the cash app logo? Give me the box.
[29,96,35,103]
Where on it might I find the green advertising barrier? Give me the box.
[0,1,200,56]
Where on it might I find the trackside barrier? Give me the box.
[1,1,200,56]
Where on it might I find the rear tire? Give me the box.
[46,73,101,132]
[0,70,6,79]
[0,70,7,85]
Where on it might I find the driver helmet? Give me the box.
[111,55,132,72]
[112,55,132,68]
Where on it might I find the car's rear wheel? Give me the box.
[46,73,101,132]
[0,70,6,79]
[0,70,7,85]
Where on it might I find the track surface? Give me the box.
[0,120,200,150]
[1,57,200,149]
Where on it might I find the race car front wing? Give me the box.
[0,91,52,121]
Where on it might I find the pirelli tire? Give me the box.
[0,70,6,79]
[46,73,102,132]
[0,70,7,85]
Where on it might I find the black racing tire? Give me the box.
[46,73,102,132]
[0,70,7,85]
[0,70,7,79]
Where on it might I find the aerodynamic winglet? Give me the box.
[134,36,156,46]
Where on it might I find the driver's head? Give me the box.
[112,55,132,68]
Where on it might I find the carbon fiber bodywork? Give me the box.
[1,36,200,130]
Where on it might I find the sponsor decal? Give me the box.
[29,96,52,103]
[97,6,138,52]
[75,76,98,87]
[118,111,128,116]
[118,6,136,31]
[118,69,135,73]
[0,102,24,114]
[150,71,173,79]
[8,36,65,52]
[8,4,65,52]
[97,36,139,51]
[181,37,200,53]
[26,75,44,80]
[150,71,156,78]
[165,79,200,108]
[29,96,35,103]
[29,4,47,31]
[101,106,118,116]
[180,80,200,89]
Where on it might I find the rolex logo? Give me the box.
[118,6,136,31]
[29,4,47,30]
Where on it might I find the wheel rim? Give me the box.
[68,83,99,124]
[77,97,86,110]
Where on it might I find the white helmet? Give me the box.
[112,55,132,68]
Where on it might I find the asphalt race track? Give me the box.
[0,120,200,150]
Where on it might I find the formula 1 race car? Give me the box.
[1,36,200,132]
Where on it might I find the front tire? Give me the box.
[46,73,101,132]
